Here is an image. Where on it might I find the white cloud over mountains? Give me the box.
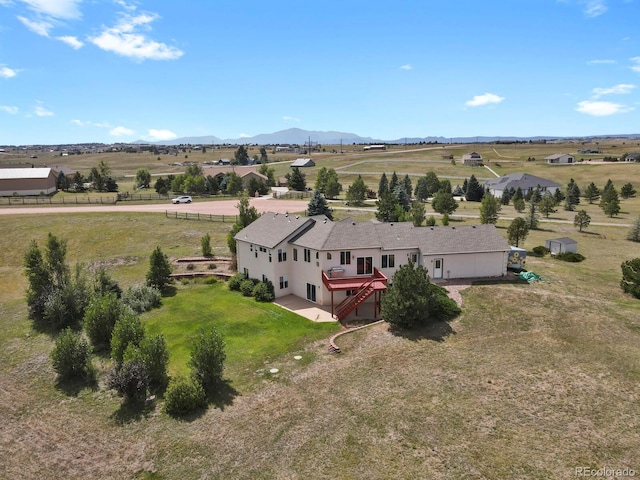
[465,93,505,107]
[147,129,177,141]
[575,100,634,116]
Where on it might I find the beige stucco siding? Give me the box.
[422,251,507,280]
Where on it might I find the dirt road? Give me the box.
[0,197,310,216]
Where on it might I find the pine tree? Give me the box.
[389,171,399,193]
[584,182,600,204]
[375,190,399,222]
[146,246,173,292]
[479,193,501,224]
[414,176,429,202]
[410,201,426,227]
[307,191,333,219]
[394,185,411,212]
[378,172,389,198]
[346,175,367,206]
[286,167,306,191]
[402,174,412,198]
[627,216,640,242]
[620,183,636,199]
[600,186,620,217]
[425,172,441,196]
[564,179,580,210]
[314,167,328,193]
[324,171,342,199]
[525,198,539,230]
[538,192,557,218]
[465,175,484,202]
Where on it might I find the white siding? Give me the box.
[422,252,507,279]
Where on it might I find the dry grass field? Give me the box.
[1,142,640,479]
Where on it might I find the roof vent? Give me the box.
[390,223,394,226]
[295,215,299,219]
[285,213,288,217]
[352,222,356,225]
[472,225,476,228]
[452,226,455,229]
[323,219,327,224]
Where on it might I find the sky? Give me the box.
[1,0,640,145]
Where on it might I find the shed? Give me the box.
[545,237,578,255]
[545,153,574,164]
[0,168,58,196]
[291,158,315,168]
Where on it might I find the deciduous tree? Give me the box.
[507,217,529,247]
[573,210,591,232]
[479,193,501,224]
[190,327,226,394]
[431,190,458,215]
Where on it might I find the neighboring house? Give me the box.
[216,158,231,165]
[363,145,386,151]
[275,146,293,152]
[484,173,561,198]
[0,168,58,196]
[202,166,268,189]
[49,164,77,178]
[462,152,483,166]
[291,158,315,168]
[235,214,510,320]
[625,153,640,162]
[545,237,577,255]
[545,153,574,164]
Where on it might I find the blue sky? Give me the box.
[1,0,639,145]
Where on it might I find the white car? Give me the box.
[171,195,192,204]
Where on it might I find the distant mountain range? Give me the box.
[133,128,640,146]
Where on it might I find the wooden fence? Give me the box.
[165,211,238,223]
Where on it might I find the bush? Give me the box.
[531,246,547,257]
[441,213,450,226]
[106,360,149,404]
[122,284,161,313]
[207,263,217,270]
[427,284,461,321]
[51,328,93,380]
[123,334,169,392]
[186,263,195,271]
[111,311,145,364]
[253,280,275,302]
[201,233,213,257]
[84,292,127,349]
[228,273,244,291]
[190,327,226,395]
[164,376,207,416]
[555,252,585,262]
[426,215,436,226]
[204,276,217,285]
[240,279,256,297]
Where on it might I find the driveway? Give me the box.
[0,196,310,216]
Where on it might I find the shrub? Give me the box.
[111,311,145,364]
[106,360,149,404]
[531,246,547,257]
[123,334,169,392]
[121,284,161,313]
[190,327,226,394]
[240,279,255,297]
[253,280,275,302]
[555,252,585,262]
[51,328,93,380]
[84,292,127,349]
[186,263,195,271]
[621,258,640,299]
[207,263,217,270]
[228,273,244,291]
[441,213,450,226]
[164,376,207,417]
[426,216,436,227]
[201,233,213,257]
[204,276,218,285]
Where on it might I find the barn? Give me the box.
[0,168,58,196]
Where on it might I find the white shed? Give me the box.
[545,237,578,255]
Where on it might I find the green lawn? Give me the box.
[143,282,339,388]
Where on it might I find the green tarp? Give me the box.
[518,271,544,283]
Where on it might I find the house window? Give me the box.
[255,251,258,258]
[250,245,253,251]
[327,252,332,260]
[293,248,298,261]
[410,253,418,264]
[357,257,373,275]
[243,268,249,278]
[382,254,395,269]
[304,248,311,263]
[316,251,319,259]
[340,251,351,265]
[262,274,267,282]
[278,249,287,262]
[279,276,289,289]
[269,251,272,263]
[346,289,355,296]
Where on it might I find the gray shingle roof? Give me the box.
[484,173,560,191]
[234,212,313,249]
[416,224,509,255]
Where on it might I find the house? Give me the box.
[545,153,574,164]
[291,158,315,168]
[202,166,268,190]
[216,158,231,166]
[484,173,561,198]
[363,145,386,151]
[235,214,510,320]
[624,153,640,162]
[0,168,58,196]
[545,237,577,255]
[462,152,483,166]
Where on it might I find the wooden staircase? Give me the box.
[334,276,377,321]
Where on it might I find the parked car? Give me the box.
[171,195,192,204]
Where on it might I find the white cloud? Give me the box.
[89,12,184,61]
[0,66,18,78]
[283,116,299,122]
[21,0,82,20]
[57,35,83,49]
[71,119,85,126]
[239,133,251,138]
[17,15,52,36]
[631,57,640,73]
[587,59,615,65]
[400,64,413,70]
[465,93,505,107]
[35,105,54,116]
[0,105,18,114]
[147,129,176,141]
[583,0,607,17]
[575,100,634,116]
[110,126,135,137]
[592,84,635,98]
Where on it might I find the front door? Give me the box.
[433,258,443,279]
[306,283,317,303]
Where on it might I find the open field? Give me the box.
[1,147,640,478]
